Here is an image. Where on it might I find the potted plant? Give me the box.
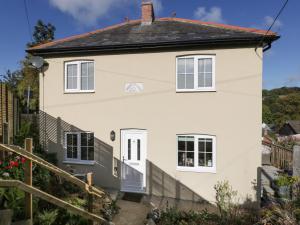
[274,175,298,199]
[0,155,27,225]
[0,188,13,225]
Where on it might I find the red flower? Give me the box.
[5,165,12,170]
[9,161,19,167]
[21,157,26,164]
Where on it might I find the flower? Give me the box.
[21,157,26,164]
[2,172,9,177]
[5,165,12,170]
[9,161,19,167]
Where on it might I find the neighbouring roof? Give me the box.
[27,17,279,55]
[286,120,300,134]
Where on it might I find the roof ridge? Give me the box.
[28,19,141,50]
[158,17,277,36]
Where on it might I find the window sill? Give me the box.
[64,90,95,94]
[63,160,96,165]
[176,89,216,93]
[176,166,216,173]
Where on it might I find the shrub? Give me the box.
[214,180,238,221]
[275,175,298,187]
[36,209,58,225]
[0,154,27,180]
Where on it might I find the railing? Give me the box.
[0,139,111,225]
[262,140,293,171]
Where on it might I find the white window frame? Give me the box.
[64,60,95,93]
[176,55,216,92]
[176,134,216,173]
[63,132,95,165]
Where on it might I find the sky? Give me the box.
[0,0,299,89]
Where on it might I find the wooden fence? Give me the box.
[262,140,293,171]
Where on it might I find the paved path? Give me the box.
[113,199,150,225]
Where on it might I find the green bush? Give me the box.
[275,175,298,187]
[35,209,58,225]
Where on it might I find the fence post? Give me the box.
[293,145,300,177]
[24,138,33,224]
[87,172,93,225]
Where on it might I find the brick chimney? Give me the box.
[141,1,155,25]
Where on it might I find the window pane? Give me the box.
[198,73,205,87]
[137,139,141,161]
[206,153,213,167]
[187,139,194,152]
[198,59,205,73]
[81,133,87,146]
[205,59,212,73]
[88,147,94,160]
[186,152,194,167]
[67,148,73,158]
[66,133,78,159]
[72,134,77,145]
[186,58,194,74]
[81,147,87,160]
[67,134,72,145]
[67,64,77,89]
[177,59,185,74]
[178,136,195,167]
[178,152,185,166]
[198,153,205,166]
[206,140,213,153]
[186,74,194,89]
[198,139,205,152]
[177,74,185,89]
[73,147,78,158]
[87,133,94,146]
[81,63,88,90]
[205,73,212,87]
[88,62,94,90]
[128,139,131,160]
[178,140,185,151]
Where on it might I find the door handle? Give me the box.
[123,156,125,162]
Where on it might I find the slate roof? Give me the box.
[27,18,279,55]
[287,120,300,134]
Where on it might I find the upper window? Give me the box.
[65,132,94,163]
[177,134,216,173]
[65,61,94,92]
[176,55,215,92]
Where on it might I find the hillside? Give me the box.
[263,87,300,130]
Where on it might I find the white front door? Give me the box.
[121,129,147,193]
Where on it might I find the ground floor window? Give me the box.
[177,134,216,173]
[65,132,94,162]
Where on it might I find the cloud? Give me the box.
[252,16,283,31]
[49,0,163,26]
[285,74,300,86]
[263,16,283,31]
[194,6,225,23]
[49,0,118,26]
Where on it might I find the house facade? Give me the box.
[28,2,278,203]
[278,120,300,142]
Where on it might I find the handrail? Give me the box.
[0,180,110,224]
[0,144,104,197]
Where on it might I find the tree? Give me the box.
[262,105,273,124]
[27,20,56,47]
[17,20,56,112]
[3,70,22,92]
[262,87,300,129]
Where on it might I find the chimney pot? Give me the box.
[141,1,155,25]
